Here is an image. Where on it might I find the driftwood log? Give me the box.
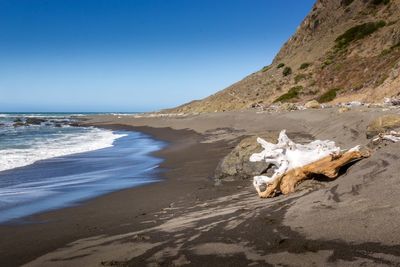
[372,130,400,143]
[250,130,370,198]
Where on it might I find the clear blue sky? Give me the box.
[0,0,315,112]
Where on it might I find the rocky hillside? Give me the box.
[166,0,400,113]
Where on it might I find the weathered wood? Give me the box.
[250,130,370,198]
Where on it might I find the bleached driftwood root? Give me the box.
[250,130,370,198]
[372,131,400,143]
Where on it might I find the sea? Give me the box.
[0,112,165,223]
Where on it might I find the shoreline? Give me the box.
[0,113,131,173]
[2,108,400,266]
[0,124,234,266]
[0,128,164,224]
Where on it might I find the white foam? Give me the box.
[0,128,126,172]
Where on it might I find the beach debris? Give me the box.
[344,101,363,108]
[371,130,400,144]
[253,102,309,113]
[249,130,369,198]
[280,103,299,111]
[382,131,400,142]
[366,114,400,139]
[304,100,321,109]
[384,97,400,106]
[128,112,188,118]
[335,101,364,110]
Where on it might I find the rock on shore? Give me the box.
[214,132,278,181]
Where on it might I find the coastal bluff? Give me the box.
[165,0,400,113]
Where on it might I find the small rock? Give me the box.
[338,107,350,113]
[250,102,265,109]
[321,104,333,109]
[133,234,150,241]
[214,132,278,181]
[384,97,400,106]
[305,100,320,109]
[26,117,46,125]
[343,101,362,108]
[280,102,298,111]
[13,122,26,127]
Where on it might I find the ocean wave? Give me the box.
[0,128,127,172]
[0,113,73,118]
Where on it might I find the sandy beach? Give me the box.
[1,107,400,266]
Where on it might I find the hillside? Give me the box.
[166,0,400,113]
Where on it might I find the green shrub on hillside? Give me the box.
[282,67,292,76]
[261,65,271,72]
[317,88,340,103]
[294,74,307,83]
[375,73,389,86]
[334,21,386,50]
[277,63,285,69]
[273,86,303,103]
[323,59,333,67]
[352,83,364,91]
[299,62,311,70]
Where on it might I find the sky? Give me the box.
[0,0,315,112]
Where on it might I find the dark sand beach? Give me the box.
[1,108,400,266]
[0,125,233,266]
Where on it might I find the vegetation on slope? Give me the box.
[261,65,271,72]
[334,21,386,50]
[274,86,303,103]
[299,62,311,70]
[294,74,307,83]
[282,67,292,76]
[317,88,339,103]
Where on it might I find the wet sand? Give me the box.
[0,126,233,266]
[2,108,400,266]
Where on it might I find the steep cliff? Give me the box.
[167,0,400,113]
